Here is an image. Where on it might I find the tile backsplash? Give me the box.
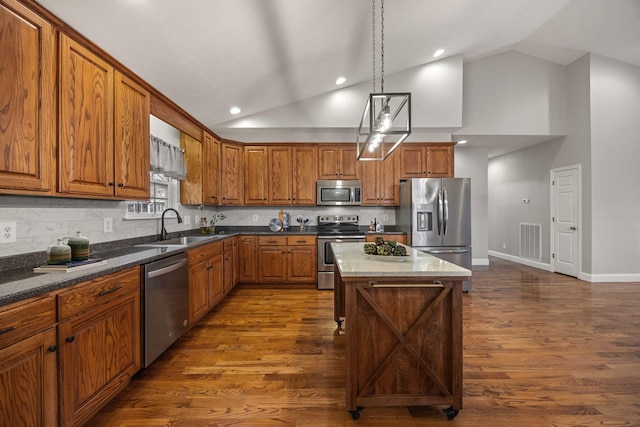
[0,195,394,258]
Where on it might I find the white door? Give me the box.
[551,166,580,277]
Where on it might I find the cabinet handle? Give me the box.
[0,326,15,335]
[118,183,125,188]
[108,182,115,186]
[48,345,57,352]
[65,336,75,343]
[99,285,123,297]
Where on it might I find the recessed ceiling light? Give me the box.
[433,49,445,58]
[230,107,241,115]
[457,140,467,144]
[335,77,346,85]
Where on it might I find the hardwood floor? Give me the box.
[90,258,640,426]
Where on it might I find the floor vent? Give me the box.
[519,223,542,262]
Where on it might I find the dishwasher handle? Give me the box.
[147,258,188,279]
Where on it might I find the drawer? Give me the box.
[287,235,316,246]
[258,236,286,246]
[189,241,223,264]
[0,296,56,349]
[223,237,236,250]
[58,266,140,321]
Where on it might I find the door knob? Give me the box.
[569,226,577,230]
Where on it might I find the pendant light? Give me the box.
[356,0,411,161]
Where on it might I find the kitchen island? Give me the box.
[331,242,471,420]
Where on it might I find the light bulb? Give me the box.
[381,105,392,130]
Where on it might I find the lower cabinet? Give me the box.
[365,233,407,244]
[223,237,237,293]
[257,235,317,283]
[188,241,224,323]
[238,236,258,283]
[0,296,57,427]
[57,267,141,427]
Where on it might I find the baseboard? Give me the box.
[487,250,553,272]
[580,272,640,283]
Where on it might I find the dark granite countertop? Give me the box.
[0,225,403,307]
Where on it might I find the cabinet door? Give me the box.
[238,236,257,283]
[208,253,225,308]
[292,145,317,205]
[257,246,287,282]
[317,146,339,179]
[58,35,114,197]
[359,161,379,205]
[287,245,317,283]
[220,142,243,205]
[180,132,203,205]
[0,328,57,427]
[378,150,398,205]
[114,71,150,199]
[339,146,360,179]
[223,247,234,294]
[244,146,268,205]
[202,132,220,205]
[426,144,454,177]
[268,146,292,205]
[188,258,210,323]
[58,294,140,427]
[398,145,426,179]
[0,1,55,195]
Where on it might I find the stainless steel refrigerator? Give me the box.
[396,178,472,292]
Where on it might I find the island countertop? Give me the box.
[331,242,471,278]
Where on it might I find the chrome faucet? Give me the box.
[160,208,183,241]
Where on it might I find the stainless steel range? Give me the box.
[317,215,365,290]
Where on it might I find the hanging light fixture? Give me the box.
[357,0,411,161]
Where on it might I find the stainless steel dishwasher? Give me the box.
[143,252,189,367]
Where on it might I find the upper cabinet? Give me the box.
[398,143,455,179]
[291,145,317,205]
[318,145,359,180]
[0,0,56,195]
[220,141,243,205]
[202,132,220,205]
[58,35,150,199]
[360,150,399,206]
[180,132,203,205]
[244,146,268,205]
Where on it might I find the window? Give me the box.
[124,172,177,219]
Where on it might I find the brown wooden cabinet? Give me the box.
[0,0,56,195]
[58,35,150,199]
[0,296,57,427]
[365,233,406,244]
[180,132,203,205]
[268,146,293,205]
[399,143,455,179]
[223,237,237,293]
[221,141,244,205]
[360,150,399,206]
[257,235,317,283]
[292,145,318,205]
[318,145,359,180]
[57,267,141,427]
[244,146,268,205]
[202,132,221,205]
[238,236,258,283]
[188,241,224,323]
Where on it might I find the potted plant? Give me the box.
[208,212,226,234]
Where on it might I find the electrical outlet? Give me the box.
[502,243,507,249]
[183,215,191,225]
[383,214,389,221]
[104,217,113,233]
[0,222,17,244]
[253,214,258,222]
[195,215,200,224]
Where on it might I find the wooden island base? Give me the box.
[331,243,470,420]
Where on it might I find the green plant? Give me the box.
[209,212,226,226]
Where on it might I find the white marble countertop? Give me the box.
[331,242,472,278]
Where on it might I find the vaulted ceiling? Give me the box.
[37,0,640,153]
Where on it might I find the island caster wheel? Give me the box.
[348,406,364,420]
[442,406,459,420]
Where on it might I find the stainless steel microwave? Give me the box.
[316,180,362,206]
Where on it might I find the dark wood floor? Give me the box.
[90,258,640,426]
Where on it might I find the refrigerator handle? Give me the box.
[437,188,443,235]
[443,189,449,235]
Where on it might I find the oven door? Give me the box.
[317,236,365,290]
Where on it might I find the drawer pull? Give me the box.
[0,326,15,335]
[48,345,57,352]
[65,336,75,343]
[368,281,443,288]
[99,285,123,297]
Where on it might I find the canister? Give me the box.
[64,231,90,260]
[47,239,72,265]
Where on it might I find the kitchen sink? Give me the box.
[136,235,222,248]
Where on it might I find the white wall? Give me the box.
[589,54,640,279]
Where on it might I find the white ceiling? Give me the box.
[36,0,640,154]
